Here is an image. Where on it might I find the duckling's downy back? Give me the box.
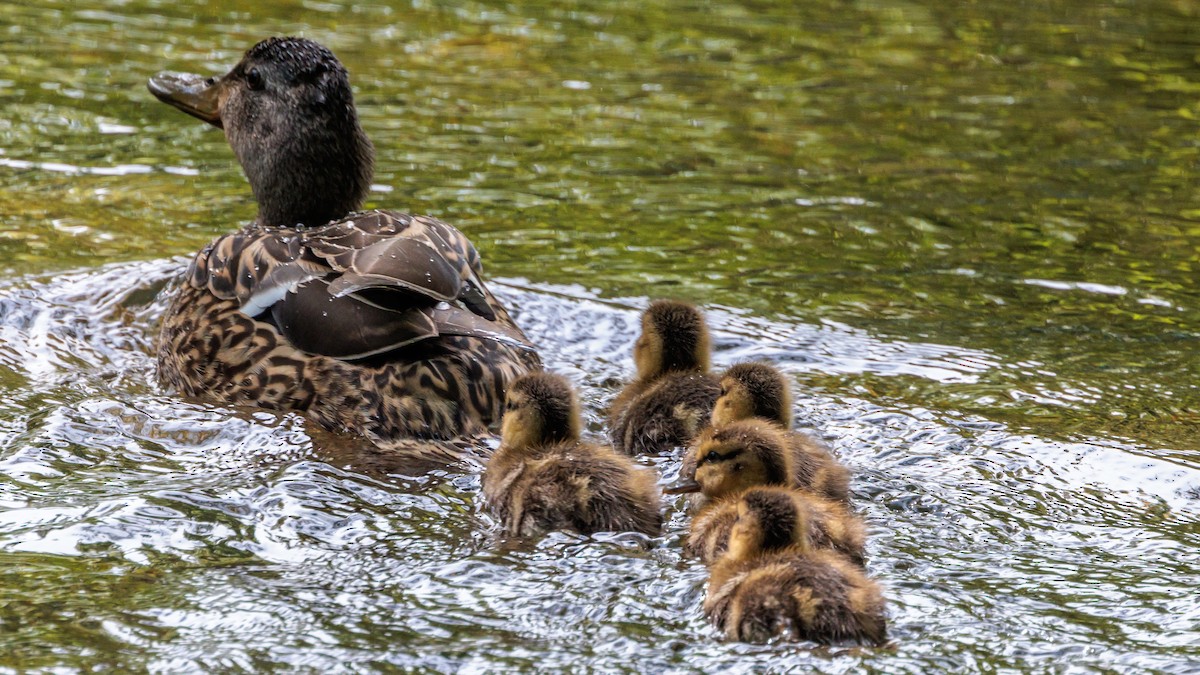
[609,300,721,455]
[485,373,662,537]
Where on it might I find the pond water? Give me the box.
[1,0,1198,672]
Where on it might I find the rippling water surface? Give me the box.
[1,1,1199,672]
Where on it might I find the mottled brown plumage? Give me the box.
[483,372,662,537]
[670,420,847,505]
[150,37,540,463]
[712,362,793,428]
[705,489,887,645]
[687,486,866,565]
[609,300,720,454]
[711,363,851,504]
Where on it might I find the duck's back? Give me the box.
[705,549,886,645]
[158,210,540,444]
[686,492,866,566]
[609,372,720,454]
[483,441,662,537]
[786,430,853,505]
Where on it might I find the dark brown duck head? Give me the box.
[500,372,583,452]
[712,362,793,428]
[633,300,711,381]
[148,37,374,228]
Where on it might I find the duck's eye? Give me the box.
[246,67,264,90]
[705,450,721,463]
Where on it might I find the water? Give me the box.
[2,0,1199,672]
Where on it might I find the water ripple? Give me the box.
[0,262,1197,673]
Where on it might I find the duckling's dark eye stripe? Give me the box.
[698,448,743,466]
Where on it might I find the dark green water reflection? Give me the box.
[1,0,1198,672]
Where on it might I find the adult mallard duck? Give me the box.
[608,300,721,454]
[483,372,662,537]
[148,37,540,460]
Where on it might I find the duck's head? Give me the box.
[500,372,582,451]
[149,37,374,228]
[633,300,711,380]
[724,486,809,561]
[665,419,791,500]
[712,362,792,428]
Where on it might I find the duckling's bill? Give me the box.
[663,477,701,494]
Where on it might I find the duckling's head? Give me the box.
[149,37,374,228]
[724,486,808,561]
[712,362,792,428]
[633,300,711,380]
[500,372,582,451]
[666,419,791,500]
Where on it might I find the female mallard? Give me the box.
[608,300,720,454]
[483,372,662,537]
[148,37,540,459]
[704,488,887,645]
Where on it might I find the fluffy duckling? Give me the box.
[712,362,851,504]
[686,485,865,566]
[704,488,887,645]
[609,300,721,454]
[483,372,662,537]
[668,422,864,564]
[669,419,848,507]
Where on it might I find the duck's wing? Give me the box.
[187,210,535,360]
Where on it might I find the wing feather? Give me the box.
[186,209,536,360]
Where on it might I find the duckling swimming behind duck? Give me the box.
[609,300,720,455]
[670,419,848,506]
[704,488,887,645]
[687,485,866,566]
[712,362,851,504]
[149,37,540,464]
[667,420,863,563]
[483,372,662,537]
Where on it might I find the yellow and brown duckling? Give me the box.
[149,37,540,463]
[712,362,851,504]
[668,421,864,564]
[704,488,887,646]
[609,300,720,455]
[483,372,662,537]
[670,419,849,508]
[686,486,865,567]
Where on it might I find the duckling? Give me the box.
[697,485,865,565]
[704,488,887,645]
[667,421,864,564]
[609,300,721,454]
[148,37,540,462]
[483,372,662,537]
[712,362,851,504]
[670,419,848,506]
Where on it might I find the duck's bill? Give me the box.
[662,478,701,495]
[147,71,225,129]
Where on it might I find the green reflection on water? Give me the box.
[3,5,1198,434]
